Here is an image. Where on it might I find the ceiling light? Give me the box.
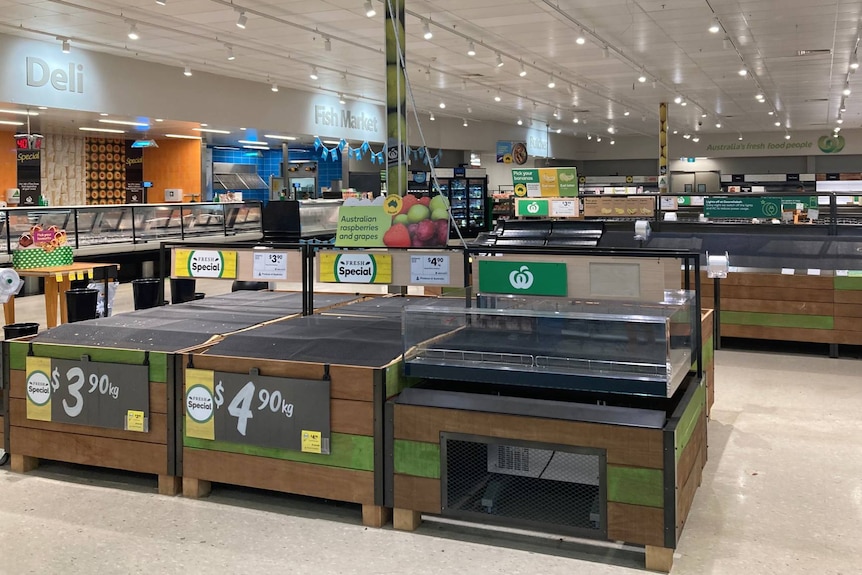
[607,126,614,133]
[775,121,781,126]
[843,84,851,96]
[834,126,841,133]
[127,23,139,40]
[692,136,700,143]
[467,106,473,114]
[201,123,208,126]
[715,122,721,128]
[851,54,859,70]
[439,102,446,109]
[548,74,556,88]
[680,101,687,106]
[98,119,149,127]
[322,140,342,146]
[236,11,247,28]
[519,61,527,77]
[785,133,791,140]
[602,45,609,59]
[165,134,202,139]
[683,134,691,139]
[0,120,24,126]
[553,109,561,119]
[496,53,504,67]
[597,136,602,142]
[674,96,683,104]
[243,145,270,150]
[463,119,468,127]
[572,117,579,123]
[338,93,346,104]
[576,28,586,45]
[610,140,615,145]
[194,128,231,134]
[556,128,562,134]
[738,68,748,76]
[264,134,297,140]
[709,17,720,33]
[156,0,166,4]
[364,0,376,17]
[154,118,163,122]
[638,70,647,83]
[673,130,678,134]
[840,101,847,112]
[61,38,70,54]
[517,118,523,125]
[422,20,433,40]
[738,135,743,141]
[768,110,775,115]
[184,65,192,77]
[80,127,125,134]
[623,110,630,116]
[238,139,264,144]
[0,108,38,116]
[213,146,240,151]
[226,45,235,60]
[467,41,476,56]
[494,90,501,102]
[271,83,279,92]
[310,67,319,80]
[755,93,764,100]
[429,112,435,121]
[837,117,844,124]
[587,134,592,140]
[37,107,47,110]
[723,36,730,50]
[324,37,331,52]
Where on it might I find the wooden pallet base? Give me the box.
[393,508,422,531]
[183,477,212,498]
[645,545,674,573]
[361,505,391,528]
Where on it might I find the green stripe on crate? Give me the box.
[834,276,862,290]
[607,466,663,508]
[394,439,440,478]
[183,432,374,471]
[703,336,714,368]
[9,342,168,382]
[385,362,420,399]
[675,383,706,461]
[721,311,833,330]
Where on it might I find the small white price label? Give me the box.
[551,199,577,217]
[807,268,821,276]
[253,252,288,280]
[410,255,451,285]
[781,268,794,275]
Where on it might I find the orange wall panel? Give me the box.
[0,130,18,194]
[142,139,201,203]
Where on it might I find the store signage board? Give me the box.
[583,196,654,217]
[335,199,448,249]
[174,249,238,279]
[704,196,817,218]
[185,368,330,454]
[25,357,150,432]
[512,168,577,198]
[478,260,568,296]
[319,252,392,284]
[16,149,41,206]
[410,254,450,284]
[551,199,578,217]
[516,198,550,217]
[252,251,289,280]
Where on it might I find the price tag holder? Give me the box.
[409,254,451,285]
[25,356,150,432]
[185,368,330,454]
[781,268,794,275]
[252,251,288,280]
[807,268,821,276]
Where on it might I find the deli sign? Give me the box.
[26,57,84,93]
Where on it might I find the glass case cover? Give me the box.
[403,290,696,397]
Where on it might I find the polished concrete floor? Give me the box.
[1,284,861,573]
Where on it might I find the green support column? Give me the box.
[385,0,408,198]
[659,102,668,193]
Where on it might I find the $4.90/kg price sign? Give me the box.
[25,357,150,432]
[409,254,450,285]
[185,368,331,454]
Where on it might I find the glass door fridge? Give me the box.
[433,168,489,238]
[467,177,490,235]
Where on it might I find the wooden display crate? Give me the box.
[701,309,715,416]
[387,377,707,573]
[179,348,416,528]
[4,339,181,495]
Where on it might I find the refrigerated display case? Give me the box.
[435,168,490,238]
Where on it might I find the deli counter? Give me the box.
[0,201,263,263]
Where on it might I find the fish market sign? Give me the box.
[314,105,380,134]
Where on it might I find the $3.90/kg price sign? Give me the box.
[185,368,331,454]
[409,254,450,285]
[25,357,150,432]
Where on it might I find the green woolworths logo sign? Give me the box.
[818,134,845,154]
[478,261,568,296]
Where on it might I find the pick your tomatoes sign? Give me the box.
[335,193,450,248]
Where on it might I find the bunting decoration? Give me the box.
[308,139,442,166]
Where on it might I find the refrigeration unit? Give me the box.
[434,167,490,238]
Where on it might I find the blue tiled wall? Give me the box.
[211,146,342,204]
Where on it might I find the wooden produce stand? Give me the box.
[701,309,716,416]
[388,247,708,572]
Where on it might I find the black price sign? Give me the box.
[25,357,150,432]
[185,368,331,454]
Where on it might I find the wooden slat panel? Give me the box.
[393,473,441,513]
[717,286,833,303]
[717,273,832,289]
[192,354,327,381]
[607,502,665,547]
[182,447,375,505]
[833,331,862,345]
[393,405,663,469]
[834,317,862,332]
[329,365,376,398]
[720,324,836,343]
[676,414,706,487]
[331,399,374,436]
[701,310,713,336]
[9,398,167,445]
[834,291,862,304]
[720,298,834,316]
[11,371,168,415]
[9,426,168,475]
[834,303,862,318]
[676,443,705,543]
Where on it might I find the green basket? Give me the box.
[12,246,74,269]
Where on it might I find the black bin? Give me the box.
[132,278,162,310]
[3,322,39,339]
[170,278,197,304]
[65,288,99,323]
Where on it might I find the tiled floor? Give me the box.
[1,286,861,573]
